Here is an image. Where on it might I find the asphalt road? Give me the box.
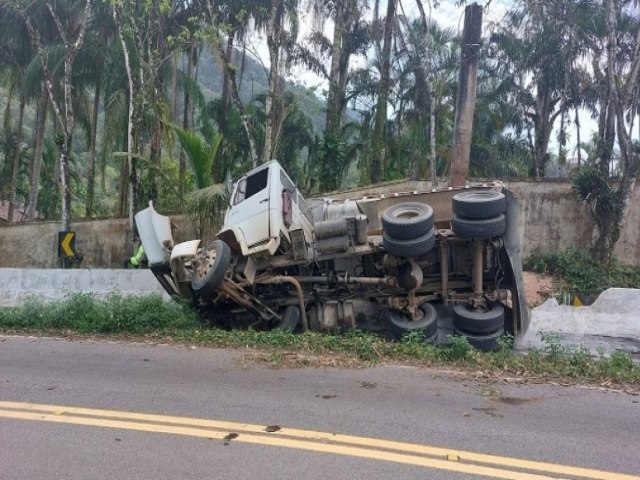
[1,335,639,480]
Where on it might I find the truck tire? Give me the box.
[277,305,300,332]
[191,240,231,296]
[453,326,504,352]
[382,202,434,240]
[452,214,506,238]
[389,302,438,342]
[453,303,504,334]
[452,191,506,219]
[383,229,436,257]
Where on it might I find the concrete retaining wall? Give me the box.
[0,268,168,307]
[504,181,640,264]
[331,179,640,265]
[0,215,194,269]
[1,180,639,267]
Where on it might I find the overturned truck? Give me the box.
[136,160,529,350]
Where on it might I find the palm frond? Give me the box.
[185,184,229,241]
[173,125,222,189]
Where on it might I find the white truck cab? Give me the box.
[217,160,314,257]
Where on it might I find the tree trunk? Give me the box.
[85,81,101,217]
[221,34,234,108]
[117,134,129,218]
[449,3,482,188]
[26,85,48,220]
[114,4,136,228]
[58,134,73,232]
[324,0,345,142]
[430,96,437,187]
[414,0,436,186]
[149,81,163,201]
[533,113,553,180]
[319,0,349,192]
[370,0,398,184]
[8,85,26,223]
[204,0,258,166]
[263,0,284,165]
[574,107,581,166]
[593,213,620,266]
[178,43,193,198]
[215,44,258,166]
[171,54,179,120]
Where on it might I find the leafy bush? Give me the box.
[441,335,474,361]
[525,248,640,295]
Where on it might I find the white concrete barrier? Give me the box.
[515,288,640,357]
[0,268,168,307]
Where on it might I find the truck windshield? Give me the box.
[233,168,269,205]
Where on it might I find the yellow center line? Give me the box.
[0,402,637,480]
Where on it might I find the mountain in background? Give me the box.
[195,47,329,133]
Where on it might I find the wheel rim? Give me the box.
[194,248,217,282]
[395,207,421,220]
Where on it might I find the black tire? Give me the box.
[453,303,505,334]
[452,214,506,238]
[191,240,231,296]
[382,202,434,240]
[383,229,436,257]
[389,302,438,341]
[453,326,504,352]
[452,191,506,219]
[277,306,300,332]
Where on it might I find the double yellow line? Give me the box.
[0,401,636,480]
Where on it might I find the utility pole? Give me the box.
[450,3,483,187]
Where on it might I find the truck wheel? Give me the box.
[453,303,504,334]
[382,202,434,240]
[452,191,506,219]
[277,306,300,332]
[452,214,506,238]
[191,240,231,296]
[453,326,504,352]
[383,229,435,257]
[389,302,438,342]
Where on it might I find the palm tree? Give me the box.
[369,0,398,184]
[0,2,33,222]
[13,0,93,232]
[308,0,370,190]
[491,0,588,179]
[393,16,457,182]
[79,1,116,217]
[572,0,640,264]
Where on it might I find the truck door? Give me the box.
[227,166,271,246]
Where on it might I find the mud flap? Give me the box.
[150,263,180,297]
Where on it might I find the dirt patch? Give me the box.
[523,271,555,307]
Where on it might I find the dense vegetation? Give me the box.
[0,0,638,260]
[526,248,640,296]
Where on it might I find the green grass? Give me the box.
[0,293,200,333]
[525,248,640,296]
[1,293,639,386]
